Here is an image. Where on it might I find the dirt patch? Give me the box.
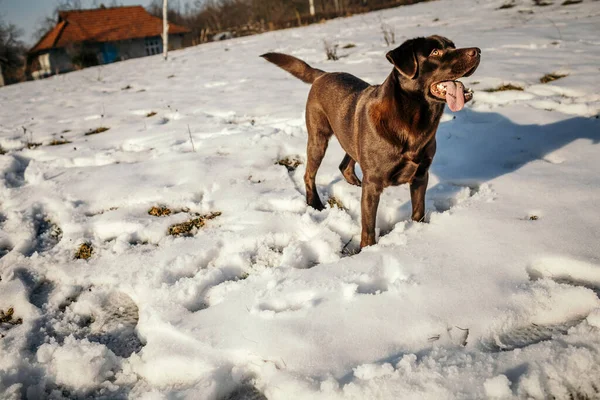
[276,156,302,172]
[148,206,172,217]
[168,212,221,237]
[540,73,568,83]
[75,243,93,260]
[84,127,110,136]
[484,84,524,92]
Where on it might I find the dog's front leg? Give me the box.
[410,170,429,222]
[410,140,435,222]
[360,180,383,248]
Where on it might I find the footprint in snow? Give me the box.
[254,291,321,316]
[480,256,600,353]
[429,183,482,214]
[222,384,267,400]
[19,274,144,358]
[3,154,30,188]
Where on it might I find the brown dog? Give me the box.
[262,35,480,248]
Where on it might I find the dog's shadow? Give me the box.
[334,108,599,249]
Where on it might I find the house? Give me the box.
[27,5,190,79]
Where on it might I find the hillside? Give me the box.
[1,0,600,398]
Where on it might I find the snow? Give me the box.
[1,0,600,398]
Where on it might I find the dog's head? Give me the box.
[386,35,481,111]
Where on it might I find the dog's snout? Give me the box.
[466,47,481,57]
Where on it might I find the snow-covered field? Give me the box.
[1,0,600,398]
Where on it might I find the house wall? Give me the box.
[29,34,186,79]
[113,34,184,61]
[50,49,74,74]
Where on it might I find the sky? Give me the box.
[1,0,194,46]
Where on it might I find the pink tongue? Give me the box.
[444,81,465,112]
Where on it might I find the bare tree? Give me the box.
[0,12,26,84]
[34,0,83,41]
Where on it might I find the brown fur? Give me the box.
[262,35,481,248]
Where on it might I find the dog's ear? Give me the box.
[386,39,417,79]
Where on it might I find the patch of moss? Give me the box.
[75,242,93,260]
[327,197,345,210]
[540,72,568,83]
[0,307,22,325]
[497,2,516,9]
[276,156,302,172]
[48,139,72,146]
[84,127,110,136]
[484,84,524,92]
[168,212,221,236]
[148,206,172,217]
[26,142,42,149]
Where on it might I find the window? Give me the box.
[145,37,162,56]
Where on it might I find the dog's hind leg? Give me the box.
[339,153,361,187]
[304,111,332,211]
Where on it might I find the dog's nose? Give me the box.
[466,47,481,57]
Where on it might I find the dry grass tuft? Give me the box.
[561,0,581,4]
[0,145,6,155]
[323,40,339,61]
[540,72,568,83]
[121,85,132,90]
[533,0,553,5]
[75,242,93,260]
[148,206,172,217]
[342,43,356,49]
[327,196,345,210]
[48,139,72,146]
[484,84,524,92]
[0,307,22,325]
[381,23,396,46]
[146,111,157,117]
[168,212,221,236]
[529,215,539,221]
[276,156,302,172]
[84,127,110,136]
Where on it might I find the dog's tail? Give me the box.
[260,52,325,84]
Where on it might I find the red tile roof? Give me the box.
[30,6,189,54]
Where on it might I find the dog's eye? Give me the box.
[430,49,442,57]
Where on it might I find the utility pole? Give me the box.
[162,0,169,60]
